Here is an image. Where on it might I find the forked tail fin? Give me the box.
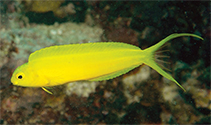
[142,33,203,92]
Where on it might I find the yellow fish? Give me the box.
[11,33,203,94]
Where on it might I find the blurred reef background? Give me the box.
[0,1,210,124]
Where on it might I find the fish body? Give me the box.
[11,33,203,93]
[25,43,143,86]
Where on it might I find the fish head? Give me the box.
[11,63,42,87]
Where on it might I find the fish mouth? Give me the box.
[11,81,18,85]
[11,78,18,85]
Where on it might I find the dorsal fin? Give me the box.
[28,42,140,62]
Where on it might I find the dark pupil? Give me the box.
[18,75,22,79]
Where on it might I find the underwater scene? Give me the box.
[0,1,210,124]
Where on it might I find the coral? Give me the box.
[53,3,76,18]
[66,81,101,97]
[122,65,150,104]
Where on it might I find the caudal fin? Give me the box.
[142,33,203,92]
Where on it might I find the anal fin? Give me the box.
[89,65,140,81]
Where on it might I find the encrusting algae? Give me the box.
[10,33,203,94]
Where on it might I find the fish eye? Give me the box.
[18,75,22,79]
[16,72,25,80]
